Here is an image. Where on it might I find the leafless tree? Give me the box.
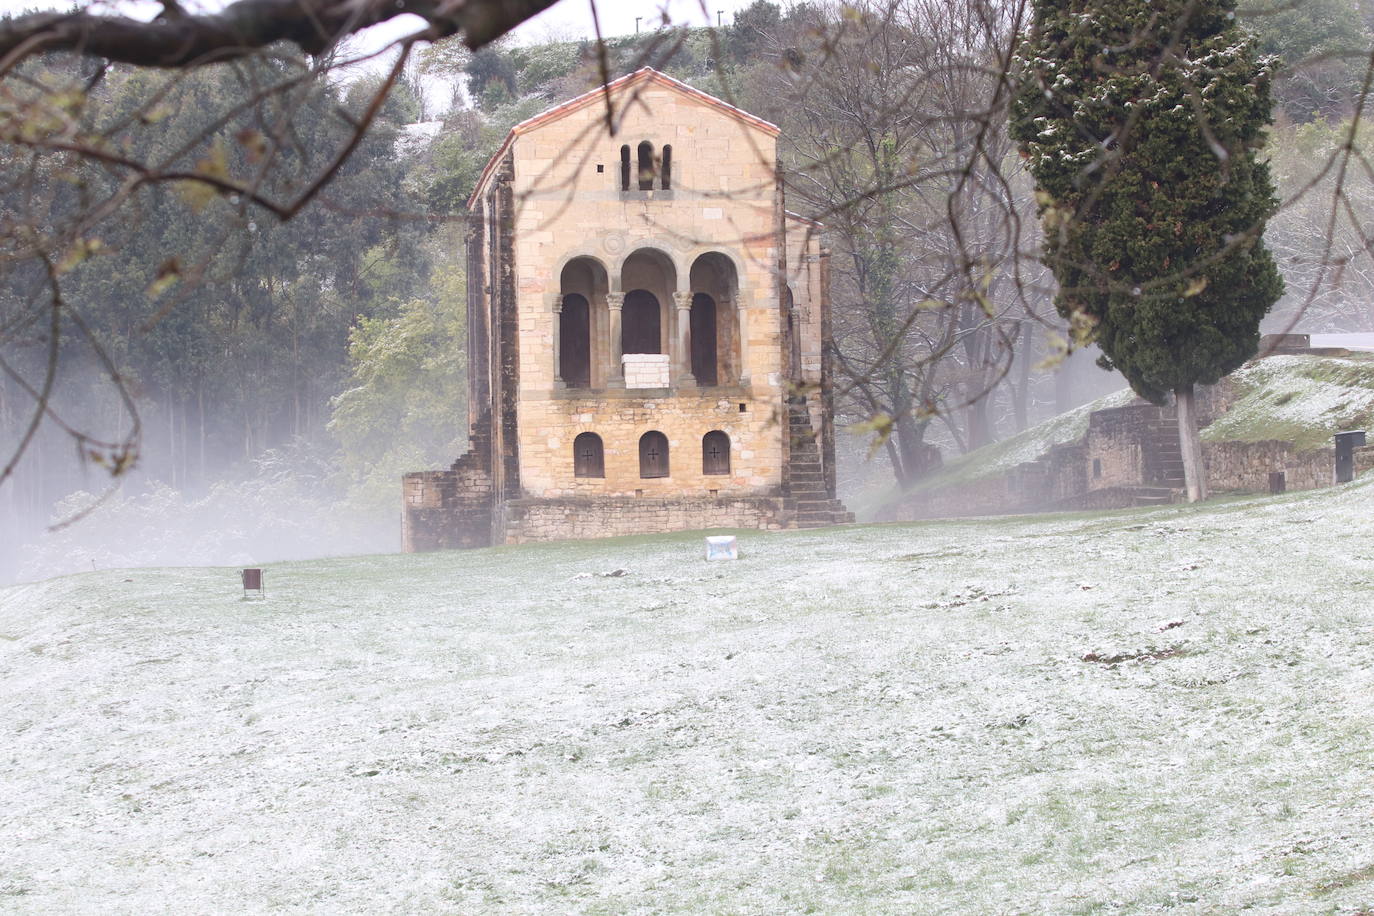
[741,0,1054,483]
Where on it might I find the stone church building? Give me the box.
[403,68,851,550]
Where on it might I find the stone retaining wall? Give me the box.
[1202,440,1333,493]
[500,496,791,543]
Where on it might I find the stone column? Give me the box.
[606,292,625,388]
[551,295,564,389]
[673,291,696,388]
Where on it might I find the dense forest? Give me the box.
[2,0,1372,580]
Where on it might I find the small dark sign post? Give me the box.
[1335,430,1367,484]
[241,568,264,598]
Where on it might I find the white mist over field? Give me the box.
[0,443,399,586]
[7,478,396,584]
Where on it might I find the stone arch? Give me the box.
[610,241,687,287]
[559,256,609,388]
[639,430,669,478]
[621,248,676,356]
[689,251,741,386]
[559,294,591,388]
[573,432,604,478]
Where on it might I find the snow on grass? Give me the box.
[1202,355,1374,451]
[5,482,1374,913]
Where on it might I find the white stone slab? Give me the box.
[623,354,670,388]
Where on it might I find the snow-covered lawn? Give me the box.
[4,480,1374,914]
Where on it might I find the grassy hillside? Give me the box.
[1202,355,1374,450]
[908,388,1140,495]
[4,481,1374,912]
[896,354,1374,504]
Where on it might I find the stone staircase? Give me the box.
[1144,407,1186,491]
[786,398,855,528]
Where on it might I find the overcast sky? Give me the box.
[510,0,759,43]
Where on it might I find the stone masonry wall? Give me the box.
[401,463,494,551]
[502,496,790,543]
[1202,440,1333,492]
[518,390,784,498]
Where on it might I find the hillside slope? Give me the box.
[4,482,1374,912]
[905,353,1374,499]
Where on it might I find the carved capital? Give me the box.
[606,292,625,311]
[673,291,692,311]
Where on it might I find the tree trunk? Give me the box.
[1175,384,1208,503]
[1013,320,1032,433]
[965,394,993,452]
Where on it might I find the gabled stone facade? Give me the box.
[403,69,851,550]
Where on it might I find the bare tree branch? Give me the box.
[0,0,561,70]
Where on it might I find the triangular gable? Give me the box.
[467,68,780,208]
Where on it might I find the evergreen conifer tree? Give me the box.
[1011,0,1284,501]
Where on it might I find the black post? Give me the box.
[1335,430,1367,483]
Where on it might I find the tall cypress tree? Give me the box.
[1011,0,1284,501]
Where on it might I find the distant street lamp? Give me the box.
[635,16,641,33]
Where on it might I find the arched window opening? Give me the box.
[785,286,802,381]
[661,145,672,190]
[559,294,591,388]
[574,432,604,478]
[620,145,631,191]
[689,252,740,386]
[703,431,730,475]
[690,293,717,386]
[637,141,655,191]
[640,431,669,478]
[622,289,662,354]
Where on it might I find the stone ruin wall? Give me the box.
[881,377,1373,522]
[401,461,494,552]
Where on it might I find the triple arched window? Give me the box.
[620,143,672,191]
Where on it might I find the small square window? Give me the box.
[596,164,604,173]
[738,403,747,413]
